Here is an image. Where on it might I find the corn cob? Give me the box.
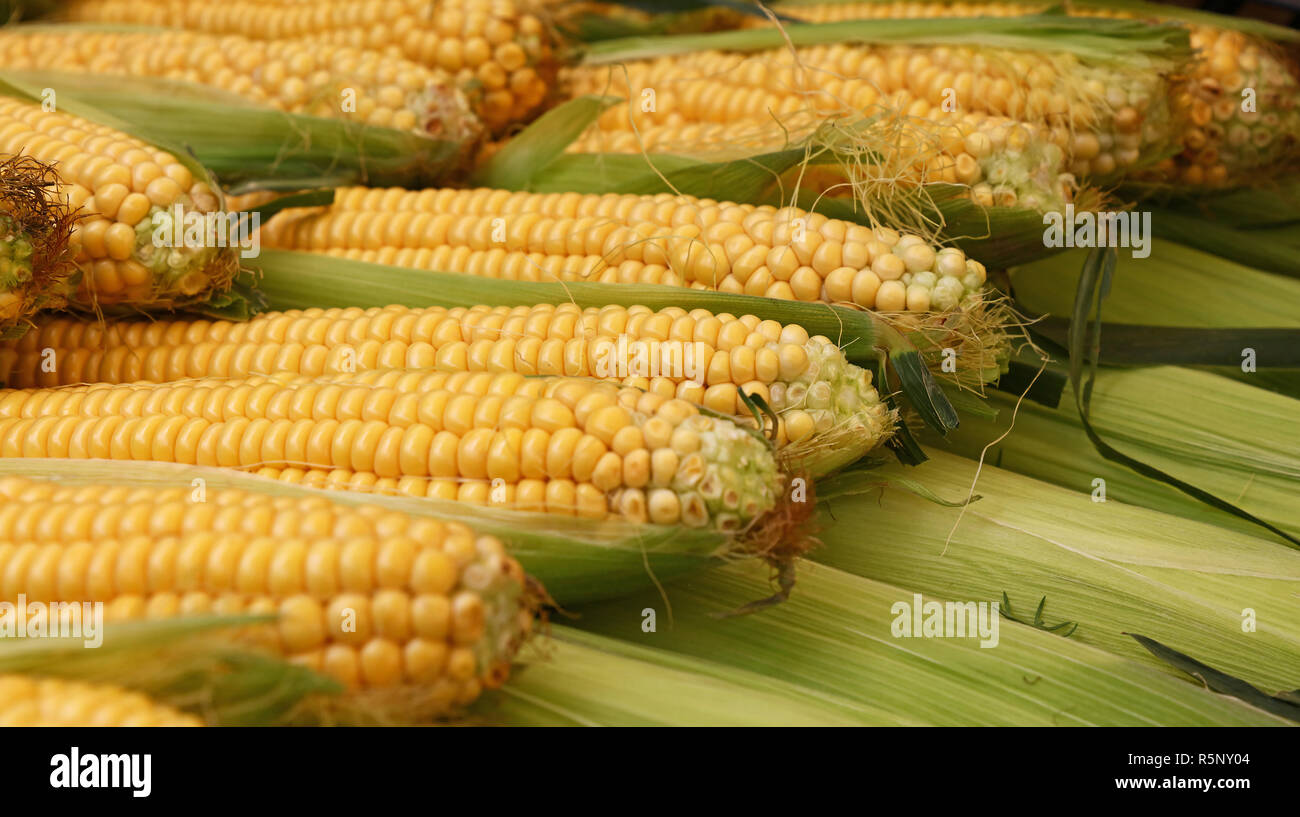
[776,1,1300,187]
[0,473,531,706]
[258,187,988,311]
[0,371,782,529]
[0,27,480,142]
[0,154,77,328]
[0,96,237,311]
[564,39,1172,206]
[59,0,558,134]
[0,303,893,462]
[0,675,202,726]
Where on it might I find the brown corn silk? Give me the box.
[0,154,77,329]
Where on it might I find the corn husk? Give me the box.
[925,366,1300,541]
[1148,212,1300,282]
[1011,240,1300,328]
[477,627,885,725]
[580,14,1190,64]
[814,447,1300,693]
[567,558,1288,725]
[1009,237,1300,398]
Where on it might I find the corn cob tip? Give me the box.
[768,338,896,474]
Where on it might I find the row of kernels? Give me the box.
[0,533,461,601]
[12,302,808,354]
[0,675,202,727]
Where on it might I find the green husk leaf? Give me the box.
[569,559,1288,725]
[554,2,792,43]
[1067,247,1300,548]
[941,382,1000,420]
[1010,240,1300,328]
[239,189,336,221]
[1012,238,1300,394]
[1144,182,1300,228]
[1149,211,1300,280]
[506,92,1059,266]
[471,95,619,189]
[476,626,887,725]
[877,357,927,464]
[926,365,1300,541]
[0,68,469,192]
[814,447,1300,694]
[1129,634,1300,723]
[533,146,811,206]
[810,184,1061,269]
[773,0,1300,43]
[1030,319,1300,367]
[582,15,1192,64]
[812,458,978,505]
[534,151,1065,268]
[1058,0,1300,42]
[991,359,1065,408]
[253,249,961,433]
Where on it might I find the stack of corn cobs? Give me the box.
[0,0,1295,728]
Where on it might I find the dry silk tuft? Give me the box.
[0,154,79,329]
